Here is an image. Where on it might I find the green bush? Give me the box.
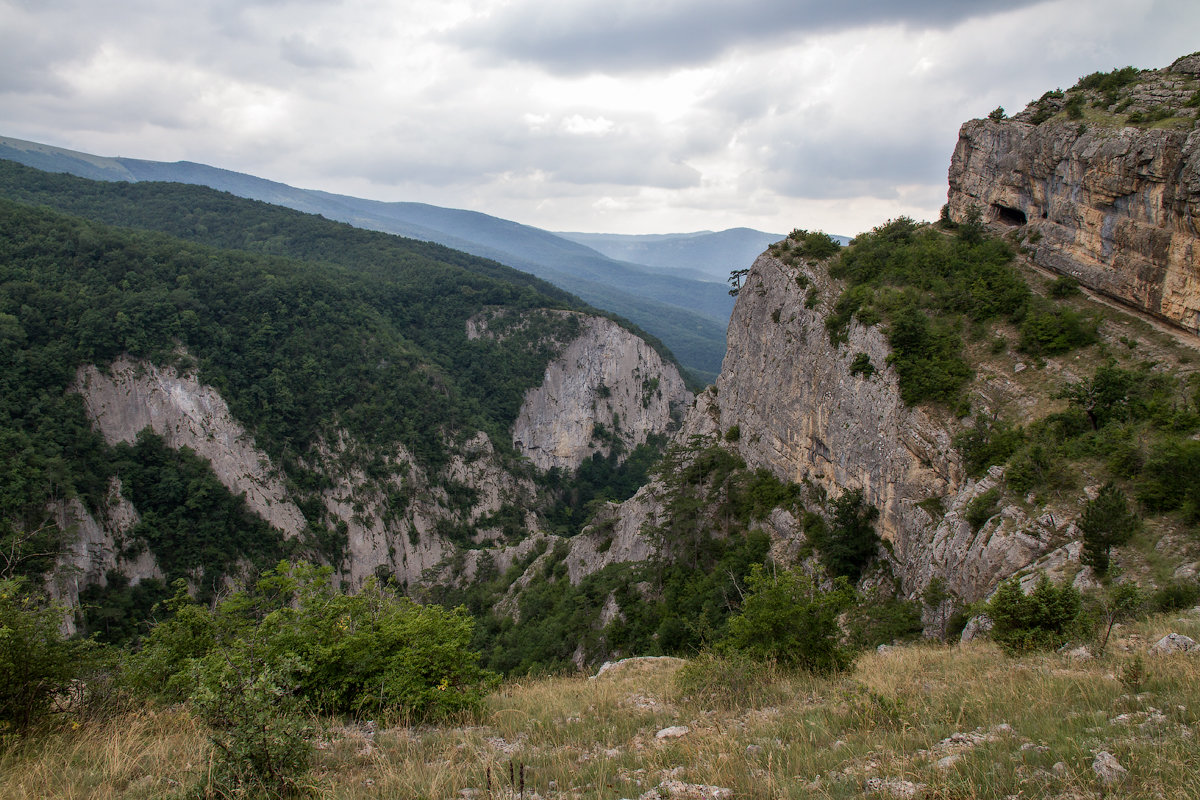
[190,648,314,799]
[1075,66,1140,94]
[0,578,98,736]
[787,229,842,260]
[1017,300,1098,355]
[845,593,923,648]
[1138,439,1200,520]
[805,488,881,581]
[849,352,876,379]
[724,564,856,674]
[955,418,1024,477]
[1150,581,1200,613]
[1048,276,1081,297]
[1078,483,1139,575]
[965,487,1002,532]
[986,575,1082,653]
[126,562,497,720]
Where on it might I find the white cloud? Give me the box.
[1,0,1198,235]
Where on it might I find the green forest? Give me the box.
[0,161,681,618]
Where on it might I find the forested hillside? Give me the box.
[0,163,689,629]
[0,140,732,383]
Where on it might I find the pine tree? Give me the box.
[1079,483,1139,575]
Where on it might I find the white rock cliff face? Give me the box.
[715,253,962,544]
[61,307,695,603]
[510,313,692,471]
[560,251,1088,604]
[75,356,308,537]
[70,356,536,590]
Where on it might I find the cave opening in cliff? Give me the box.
[992,204,1027,226]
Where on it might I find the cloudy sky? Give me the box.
[2,0,1197,236]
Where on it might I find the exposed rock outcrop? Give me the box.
[71,355,542,590]
[947,58,1200,333]
[47,480,161,633]
[557,250,1090,604]
[503,312,691,471]
[75,356,308,537]
[710,253,961,544]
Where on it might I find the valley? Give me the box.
[1,51,1199,800]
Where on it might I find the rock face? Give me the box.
[75,356,308,537]
[947,59,1200,333]
[70,356,534,589]
[561,250,1090,605]
[60,305,692,607]
[507,312,691,471]
[710,253,961,544]
[47,482,160,633]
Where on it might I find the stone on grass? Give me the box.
[658,780,733,800]
[1149,632,1198,654]
[655,726,690,740]
[1092,751,1127,784]
[864,778,926,798]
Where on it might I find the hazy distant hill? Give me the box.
[557,228,784,281]
[0,135,731,382]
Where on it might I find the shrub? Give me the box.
[988,106,1006,121]
[127,562,497,721]
[1048,275,1081,297]
[1138,439,1200,520]
[849,352,876,379]
[986,575,1082,653]
[845,592,923,648]
[788,229,842,260]
[1087,581,1143,652]
[1017,301,1098,355]
[806,488,881,582]
[0,578,98,736]
[965,487,1002,532]
[190,648,314,799]
[1075,66,1140,94]
[1064,94,1085,119]
[672,650,784,709]
[724,564,856,673]
[956,418,1024,477]
[1150,581,1200,613]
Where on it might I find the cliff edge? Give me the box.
[947,54,1200,334]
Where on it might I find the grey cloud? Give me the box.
[279,34,356,69]
[319,110,702,191]
[450,0,1054,74]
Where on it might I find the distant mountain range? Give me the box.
[558,229,802,282]
[0,135,801,383]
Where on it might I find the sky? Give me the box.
[2,0,1197,237]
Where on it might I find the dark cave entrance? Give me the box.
[992,204,1028,226]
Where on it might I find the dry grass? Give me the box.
[3,616,1199,799]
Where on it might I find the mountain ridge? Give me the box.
[0,134,735,382]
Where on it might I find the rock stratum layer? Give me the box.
[947,58,1200,334]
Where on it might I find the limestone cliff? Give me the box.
[947,55,1200,333]
[69,356,536,589]
[57,305,691,607]
[472,310,692,472]
[552,249,1106,606]
[75,356,308,537]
